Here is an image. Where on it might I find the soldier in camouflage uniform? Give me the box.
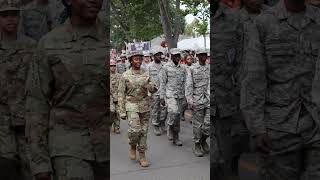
[182,54,194,124]
[186,49,210,157]
[242,0,320,179]
[148,48,165,136]
[117,53,127,74]
[20,0,52,41]
[211,0,245,179]
[141,51,151,72]
[110,59,121,134]
[160,48,186,146]
[0,1,36,179]
[118,51,157,168]
[25,0,111,179]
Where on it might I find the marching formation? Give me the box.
[110,47,211,167]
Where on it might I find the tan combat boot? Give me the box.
[129,145,136,160]
[139,152,149,167]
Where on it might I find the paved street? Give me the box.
[110,111,210,180]
[111,111,260,180]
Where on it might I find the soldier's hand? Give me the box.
[160,99,165,106]
[35,172,51,180]
[255,134,272,154]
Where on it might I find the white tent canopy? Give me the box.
[177,36,210,51]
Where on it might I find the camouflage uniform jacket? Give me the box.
[236,6,269,84]
[116,62,126,74]
[240,1,320,136]
[147,61,163,96]
[185,63,210,110]
[25,19,110,175]
[20,1,52,41]
[110,72,121,102]
[118,69,156,117]
[211,3,242,118]
[0,35,36,128]
[159,61,186,100]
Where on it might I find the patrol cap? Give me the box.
[144,51,152,57]
[152,47,164,55]
[196,48,208,55]
[128,50,144,59]
[170,48,181,55]
[0,0,20,12]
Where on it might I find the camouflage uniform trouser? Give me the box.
[166,98,183,133]
[181,97,188,121]
[53,156,109,180]
[258,108,320,180]
[192,107,210,143]
[151,95,163,127]
[112,102,120,130]
[0,125,32,180]
[213,112,250,179]
[127,111,150,152]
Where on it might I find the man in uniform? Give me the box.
[110,59,121,134]
[148,48,164,136]
[186,49,210,157]
[181,53,193,122]
[20,0,52,41]
[141,51,151,72]
[160,48,186,146]
[25,0,111,179]
[117,53,127,74]
[211,0,244,179]
[0,0,36,179]
[242,0,320,179]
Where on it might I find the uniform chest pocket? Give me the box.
[176,71,185,81]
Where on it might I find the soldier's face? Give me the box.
[197,54,208,63]
[71,0,103,21]
[154,53,162,62]
[110,65,116,73]
[186,55,193,66]
[0,11,19,33]
[131,55,143,69]
[144,56,151,63]
[171,54,181,65]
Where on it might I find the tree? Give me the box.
[110,0,163,50]
[157,0,185,48]
[181,0,210,48]
[184,19,199,37]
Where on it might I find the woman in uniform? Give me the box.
[118,51,157,168]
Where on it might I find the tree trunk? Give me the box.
[158,0,180,49]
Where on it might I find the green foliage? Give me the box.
[195,20,208,35]
[111,0,163,50]
[181,0,209,35]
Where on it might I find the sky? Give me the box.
[185,14,196,24]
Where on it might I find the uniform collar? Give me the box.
[64,18,105,42]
